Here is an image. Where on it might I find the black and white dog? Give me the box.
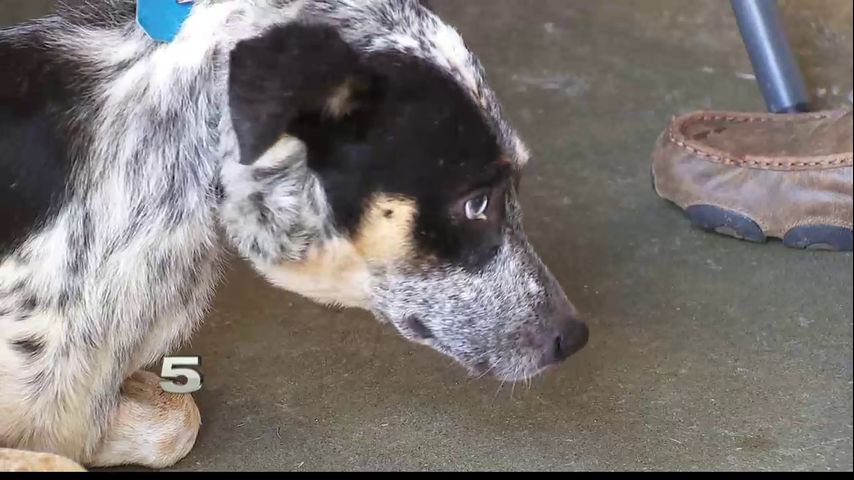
[0,0,588,469]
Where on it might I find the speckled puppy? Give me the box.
[1,0,588,469]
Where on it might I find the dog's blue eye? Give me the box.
[465,194,489,220]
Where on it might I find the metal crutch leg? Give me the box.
[731,0,811,113]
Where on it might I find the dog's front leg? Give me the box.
[1,357,202,469]
[0,376,198,471]
[1,232,216,468]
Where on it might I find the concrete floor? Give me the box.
[3,0,853,472]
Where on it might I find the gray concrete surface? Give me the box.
[3,0,852,471]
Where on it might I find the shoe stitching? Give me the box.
[666,110,853,169]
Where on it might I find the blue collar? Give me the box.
[137,0,195,43]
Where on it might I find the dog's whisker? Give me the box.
[495,379,506,398]
[474,363,495,381]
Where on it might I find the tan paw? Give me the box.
[86,370,201,469]
[0,448,87,472]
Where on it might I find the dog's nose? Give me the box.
[542,316,588,366]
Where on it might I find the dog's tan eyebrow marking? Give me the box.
[353,193,418,263]
[258,193,418,310]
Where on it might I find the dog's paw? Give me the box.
[86,370,201,469]
[0,448,87,472]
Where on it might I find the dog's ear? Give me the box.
[228,24,377,165]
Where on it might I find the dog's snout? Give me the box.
[542,316,588,366]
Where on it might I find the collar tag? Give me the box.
[137,0,194,43]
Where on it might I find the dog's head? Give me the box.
[221,1,587,381]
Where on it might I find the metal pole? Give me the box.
[731,0,810,113]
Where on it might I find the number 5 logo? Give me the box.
[160,356,203,394]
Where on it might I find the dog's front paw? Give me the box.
[0,448,87,472]
[87,371,201,469]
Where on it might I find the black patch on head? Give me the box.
[228,23,512,270]
[12,335,45,358]
[302,52,510,269]
[0,28,93,256]
[229,23,377,165]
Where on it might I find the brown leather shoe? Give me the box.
[652,109,853,251]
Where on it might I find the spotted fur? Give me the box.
[1,0,585,469]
